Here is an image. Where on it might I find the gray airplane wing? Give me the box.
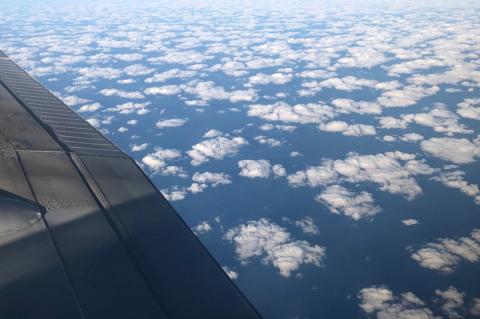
[0,50,261,319]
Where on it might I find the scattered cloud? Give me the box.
[316,185,381,220]
[410,228,480,273]
[224,218,326,277]
[188,136,248,166]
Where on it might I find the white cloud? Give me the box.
[192,222,212,235]
[100,88,145,99]
[272,164,286,177]
[114,53,144,62]
[144,85,181,96]
[305,76,377,93]
[203,129,223,138]
[259,123,296,132]
[222,266,238,280]
[78,102,102,113]
[182,81,257,103]
[142,147,187,177]
[358,286,435,319]
[378,85,439,108]
[400,133,424,142]
[247,102,335,125]
[331,99,382,115]
[319,121,377,136]
[254,135,282,147]
[435,286,465,318]
[336,47,388,69]
[188,171,232,194]
[247,72,292,86]
[316,185,381,220]
[188,136,248,166]
[106,102,151,115]
[155,118,187,129]
[86,118,101,128]
[124,64,155,76]
[471,298,480,316]
[118,127,128,133]
[130,143,149,152]
[145,68,197,83]
[402,219,419,226]
[238,160,272,178]
[401,105,473,135]
[161,186,187,201]
[224,218,326,277]
[288,151,434,200]
[432,170,480,204]
[457,98,480,120]
[378,116,409,129]
[410,228,480,273]
[295,217,319,236]
[421,137,480,164]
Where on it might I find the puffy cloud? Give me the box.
[57,94,90,106]
[247,72,292,86]
[203,129,223,138]
[301,76,377,95]
[358,286,434,318]
[144,85,181,95]
[151,50,213,65]
[259,123,296,132]
[161,186,187,202]
[272,164,286,177]
[432,170,480,204]
[400,133,424,142]
[331,99,382,115]
[378,116,409,129]
[78,102,102,113]
[130,143,149,152]
[182,81,257,103]
[254,135,282,147]
[401,105,473,135]
[238,160,272,178]
[435,286,465,318]
[114,53,144,62]
[192,222,212,235]
[421,137,480,164]
[106,102,151,115]
[387,58,446,76]
[222,266,238,280]
[457,98,480,120]
[118,127,128,133]
[471,298,480,316]
[378,85,439,108]
[188,136,248,166]
[123,64,155,76]
[224,218,326,277]
[155,118,187,129]
[100,88,145,99]
[402,219,419,226]
[141,147,187,177]
[335,47,388,69]
[295,217,319,236]
[288,152,434,200]
[410,228,480,273]
[247,102,335,125]
[316,185,381,220]
[319,121,377,136]
[188,172,232,194]
[145,68,197,83]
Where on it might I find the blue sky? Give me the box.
[1,1,480,318]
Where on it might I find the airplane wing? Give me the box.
[0,50,262,319]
